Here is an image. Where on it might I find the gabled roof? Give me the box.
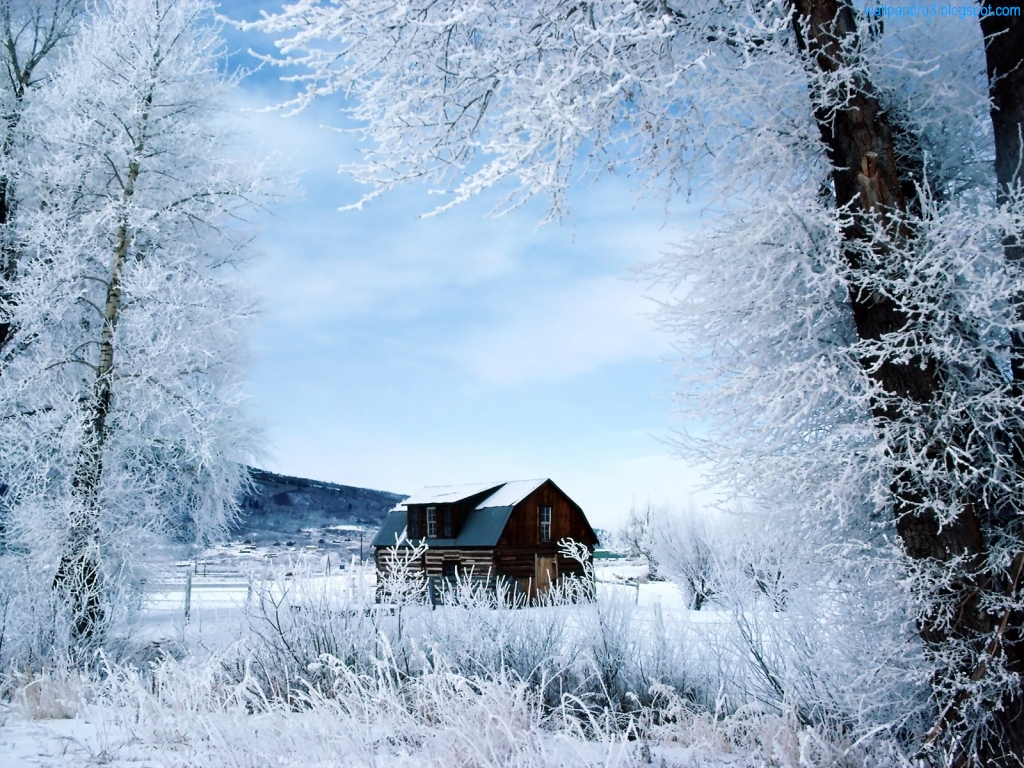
[401,481,504,506]
[372,478,551,549]
[370,506,515,548]
[371,509,408,548]
[476,478,546,509]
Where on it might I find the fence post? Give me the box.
[184,570,192,623]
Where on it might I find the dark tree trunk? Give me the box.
[981,2,1024,375]
[0,110,22,357]
[976,3,1024,761]
[791,1,1024,763]
[981,2,1024,209]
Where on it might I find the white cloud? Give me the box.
[447,275,670,385]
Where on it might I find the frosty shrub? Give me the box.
[233,529,928,752]
[242,561,380,702]
[237,539,701,722]
[1,616,920,767]
[652,505,728,612]
[616,502,660,580]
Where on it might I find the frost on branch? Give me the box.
[0,0,277,651]
[249,0,1024,760]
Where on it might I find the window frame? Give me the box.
[426,506,437,538]
[539,505,552,543]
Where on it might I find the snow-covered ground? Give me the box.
[131,553,693,631]
[2,561,648,766]
[0,560,887,767]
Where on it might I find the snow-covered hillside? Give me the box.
[230,467,405,554]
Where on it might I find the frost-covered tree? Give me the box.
[615,501,658,579]
[651,507,720,610]
[249,0,1024,762]
[0,0,82,356]
[0,0,270,645]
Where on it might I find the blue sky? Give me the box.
[220,3,712,529]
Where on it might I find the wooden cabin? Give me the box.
[371,478,598,600]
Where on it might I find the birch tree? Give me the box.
[249,1,1024,763]
[0,0,270,646]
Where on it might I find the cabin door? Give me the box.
[534,555,558,597]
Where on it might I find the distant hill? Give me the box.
[231,467,406,544]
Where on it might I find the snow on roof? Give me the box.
[401,481,503,506]
[476,479,547,509]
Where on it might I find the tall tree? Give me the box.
[0,0,269,646]
[249,1,1024,763]
[790,1,1024,760]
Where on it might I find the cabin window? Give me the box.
[539,505,552,543]
[443,561,457,579]
[408,509,421,539]
[426,506,437,538]
[443,507,453,538]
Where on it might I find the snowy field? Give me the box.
[0,558,898,767]
[0,561,749,768]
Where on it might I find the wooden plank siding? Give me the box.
[405,487,497,540]
[422,548,494,578]
[374,548,496,579]
[495,480,596,555]
[493,480,596,600]
[494,548,590,578]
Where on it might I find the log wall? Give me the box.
[422,547,495,577]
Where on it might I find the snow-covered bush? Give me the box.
[652,505,728,611]
[615,502,660,580]
[3,639,918,767]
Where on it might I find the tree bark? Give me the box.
[981,2,1024,209]
[53,206,134,641]
[981,1,1024,376]
[52,130,144,641]
[790,1,1023,763]
[974,3,1024,761]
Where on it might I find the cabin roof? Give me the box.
[373,478,555,549]
[475,478,546,509]
[401,481,503,506]
[370,505,515,548]
[371,509,406,548]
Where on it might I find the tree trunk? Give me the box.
[52,158,140,642]
[976,2,1024,761]
[981,2,1024,371]
[981,2,1024,210]
[0,86,27,357]
[790,1,1024,763]
[50,32,154,637]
